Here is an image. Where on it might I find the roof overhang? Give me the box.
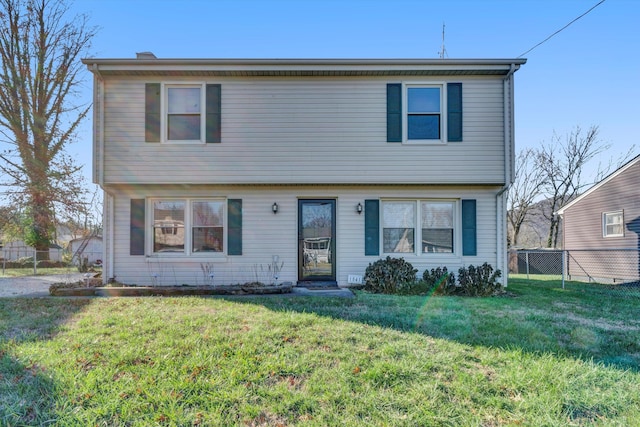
[81,58,526,77]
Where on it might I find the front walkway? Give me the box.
[0,274,85,297]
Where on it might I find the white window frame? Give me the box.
[381,199,458,256]
[403,82,447,144]
[421,200,456,254]
[162,83,206,144]
[602,211,624,238]
[149,198,226,257]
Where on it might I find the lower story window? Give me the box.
[153,198,225,254]
[382,199,456,254]
[603,211,623,237]
[421,201,454,253]
[383,201,415,253]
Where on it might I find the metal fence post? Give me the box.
[525,251,530,279]
[33,248,37,275]
[561,249,565,289]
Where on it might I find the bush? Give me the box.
[422,266,456,294]
[454,263,503,297]
[364,256,418,294]
[421,263,503,297]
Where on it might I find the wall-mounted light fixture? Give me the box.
[272,202,278,214]
[356,202,363,214]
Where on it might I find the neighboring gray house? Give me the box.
[82,56,525,287]
[557,155,640,283]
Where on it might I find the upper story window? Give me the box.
[165,85,204,143]
[603,211,624,237]
[386,82,462,144]
[167,86,203,141]
[407,87,441,140]
[145,83,221,144]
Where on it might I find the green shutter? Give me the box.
[206,84,221,143]
[130,199,145,255]
[145,83,161,142]
[364,200,380,255]
[387,84,402,142]
[228,199,242,255]
[447,83,463,142]
[462,199,476,256]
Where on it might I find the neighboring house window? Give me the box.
[603,211,624,237]
[165,85,204,142]
[382,200,457,254]
[152,199,225,254]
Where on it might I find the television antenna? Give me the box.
[438,23,448,59]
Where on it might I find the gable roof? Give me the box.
[556,154,640,215]
[82,57,526,78]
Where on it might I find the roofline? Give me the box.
[82,57,527,66]
[556,153,640,215]
[82,57,526,77]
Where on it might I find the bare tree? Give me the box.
[0,0,96,257]
[507,148,544,247]
[535,125,608,248]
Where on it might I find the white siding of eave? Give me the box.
[101,77,504,185]
[106,184,500,286]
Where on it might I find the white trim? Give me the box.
[147,197,227,257]
[380,198,459,256]
[602,210,624,238]
[161,82,206,144]
[402,82,447,145]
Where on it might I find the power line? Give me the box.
[517,0,607,58]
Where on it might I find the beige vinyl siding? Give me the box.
[101,77,505,185]
[105,184,501,286]
[563,161,640,250]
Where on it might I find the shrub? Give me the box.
[455,263,503,297]
[364,256,418,294]
[422,266,456,294]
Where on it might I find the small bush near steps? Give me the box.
[364,256,418,294]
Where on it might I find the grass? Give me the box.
[1,278,639,426]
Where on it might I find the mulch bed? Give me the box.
[49,281,294,297]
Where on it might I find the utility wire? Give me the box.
[517,0,606,58]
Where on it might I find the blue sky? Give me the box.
[71,0,639,184]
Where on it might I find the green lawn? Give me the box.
[1,278,639,426]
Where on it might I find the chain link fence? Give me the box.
[509,249,640,296]
[1,247,102,276]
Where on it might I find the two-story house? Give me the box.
[82,56,525,287]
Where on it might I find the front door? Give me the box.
[298,199,336,283]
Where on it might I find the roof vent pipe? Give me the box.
[136,51,157,59]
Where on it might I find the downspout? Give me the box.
[92,64,113,283]
[92,63,105,187]
[498,63,517,286]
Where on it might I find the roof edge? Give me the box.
[82,57,527,66]
[556,154,640,215]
